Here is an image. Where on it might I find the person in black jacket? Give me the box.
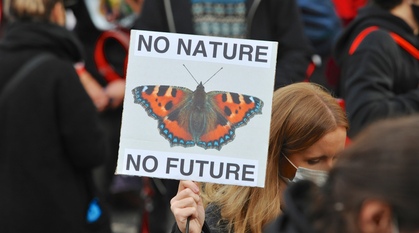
[132,0,315,90]
[170,82,349,233]
[0,0,109,232]
[68,0,133,201]
[277,115,419,233]
[334,0,419,138]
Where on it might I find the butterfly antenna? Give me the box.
[203,67,223,85]
[183,64,199,85]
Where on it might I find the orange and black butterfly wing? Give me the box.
[132,85,196,147]
[196,91,264,150]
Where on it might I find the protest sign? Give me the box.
[116,30,277,187]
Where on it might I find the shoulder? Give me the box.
[35,54,79,80]
[205,203,222,225]
[205,203,229,233]
[349,28,398,55]
[29,53,75,72]
[12,53,78,87]
[360,28,395,44]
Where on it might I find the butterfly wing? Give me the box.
[196,91,264,150]
[132,85,196,147]
[133,86,263,150]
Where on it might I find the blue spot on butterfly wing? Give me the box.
[186,141,195,146]
[196,127,237,150]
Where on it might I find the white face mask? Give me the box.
[281,155,329,186]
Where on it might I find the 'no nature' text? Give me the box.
[136,34,270,64]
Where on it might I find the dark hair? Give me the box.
[310,115,419,233]
[372,0,403,10]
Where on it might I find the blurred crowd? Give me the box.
[2,0,419,233]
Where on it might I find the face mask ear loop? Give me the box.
[283,154,298,169]
[392,214,399,233]
[279,174,291,184]
[278,154,297,184]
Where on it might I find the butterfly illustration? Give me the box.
[132,66,264,150]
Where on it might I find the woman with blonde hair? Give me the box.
[170,82,349,233]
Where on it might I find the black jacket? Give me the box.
[0,21,107,233]
[133,0,314,89]
[334,5,419,138]
[274,181,317,233]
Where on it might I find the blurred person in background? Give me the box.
[0,0,110,232]
[133,0,315,90]
[67,0,143,206]
[334,0,419,138]
[277,114,419,233]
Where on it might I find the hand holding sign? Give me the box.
[170,180,204,233]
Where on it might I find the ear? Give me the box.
[50,2,66,26]
[358,200,393,233]
[278,155,297,180]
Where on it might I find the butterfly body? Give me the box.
[187,83,207,140]
[133,82,263,150]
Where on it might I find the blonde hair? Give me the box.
[4,0,61,21]
[201,82,348,233]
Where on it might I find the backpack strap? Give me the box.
[0,54,54,104]
[349,26,379,55]
[348,26,419,59]
[388,31,419,59]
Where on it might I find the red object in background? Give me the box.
[304,61,316,82]
[94,29,130,83]
[140,177,155,233]
[324,0,368,89]
[140,211,150,233]
[332,0,367,26]
[325,57,341,88]
[336,98,351,146]
[336,98,345,110]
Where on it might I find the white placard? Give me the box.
[116,30,277,187]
